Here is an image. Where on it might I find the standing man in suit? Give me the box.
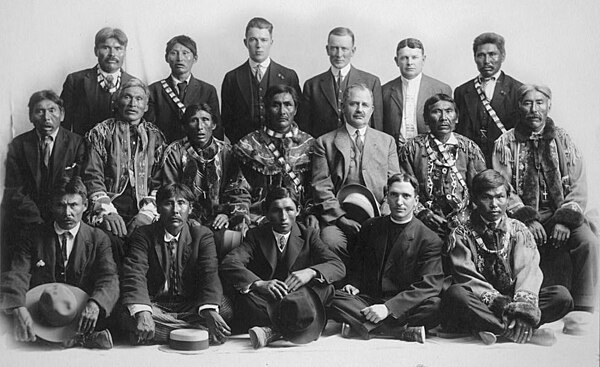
[61,27,136,136]
[1,176,119,349]
[2,90,86,268]
[299,27,383,138]
[221,17,301,143]
[312,84,400,262]
[145,35,223,143]
[330,173,444,343]
[454,32,523,166]
[120,183,232,345]
[382,38,452,144]
[220,187,345,348]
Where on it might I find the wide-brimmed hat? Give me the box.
[337,184,381,224]
[271,287,326,344]
[25,283,89,343]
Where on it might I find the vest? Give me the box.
[251,66,270,128]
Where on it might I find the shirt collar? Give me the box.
[35,128,59,142]
[171,74,192,85]
[478,70,502,82]
[272,230,291,252]
[164,230,181,243]
[401,72,423,86]
[97,64,122,79]
[54,221,81,238]
[249,57,271,71]
[330,64,352,79]
[345,123,368,138]
[479,214,503,227]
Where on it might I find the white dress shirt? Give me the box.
[400,73,422,139]
[54,221,81,266]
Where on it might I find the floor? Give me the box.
[1,313,598,367]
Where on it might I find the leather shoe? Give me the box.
[248,326,281,349]
[81,330,114,349]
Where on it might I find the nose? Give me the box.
[174,203,182,214]
[491,198,500,208]
[44,110,52,120]
[441,110,450,120]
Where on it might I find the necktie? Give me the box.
[354,130,363,153]
[105,74,115,90]
[255,65,263,82]
[41,136,53,168]
[167,239,179,295]
[277,235,286,252]
[177,81,187,99]
[60,232,70,267]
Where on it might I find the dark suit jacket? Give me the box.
[220,223,345,293]
[299,66,383,137]
[60,65,135,136]
[0,222,119,316]
[2,127,86,225]
[121,222,222,308]
[382,74,452,140]
[312,126,400,223]
[454,72,522,165]
[145,75,223,143]
[221,60,301,143]
[348,216,443,319]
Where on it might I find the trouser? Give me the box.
[328,290,442,338]
[441,284,573,334]
[319,223,358,267]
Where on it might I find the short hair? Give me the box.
[342,83,373,106]
[472,32,505,56]
[396,38,424,54]
[165,35,197,57]
[262,187,299,214]
[156,183,196,206]
[386,172,419,196]
[517,84,552,103]
[264,85,299,108]
[28,90,63,114]
[423,93,458,122]
[181,103,215,125]
[51,176,87,202]
[95,27,128,48]
[246,17,273,36]
[328,27,355,45]
[471,169,511,199]
[116,78,150,101]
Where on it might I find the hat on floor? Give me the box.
[158,329,209,354]
[337,184,381,224]
[272,287,326,344]
[26,283,89,343]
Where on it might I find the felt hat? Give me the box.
[158,329,209,354]
[272,287,326,344]
[25,283,89,343]
[337,184,381,224]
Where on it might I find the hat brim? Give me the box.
[337,184,381,222]
[26,283,89,343]
[273,287,326,345]
[158,345,208,355]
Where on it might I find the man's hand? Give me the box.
[201,309,231,345]
[285,269,317,292]
[212,214,229,231]
[78,300,100,335]
[102,212,127,237]
[12,307,36,342]
[505,318,533,344]
[361,304,389,324]
[421,212,447,234]
[341,284,360,295]
[134,311,155,344]
[126,213,153,236]
[337,216,361,236]
[527,221,547,246]
[305,215,320,230]
[232,221,249,237]
[549,223,570,248]
[252,279,288,300]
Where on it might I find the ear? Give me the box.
[394,56,399,66]
[243,38,249,48]
[94,45,99,57]
[59,107,65,123]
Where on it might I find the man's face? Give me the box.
[266,92,296,133]
[519,90,550,133]
[326,34,355,69]
[267,197,298,234]
[52,194,87,231]
[30,99,64,136]
[158,195,191,235]
[343,88,374,129]
[426,100,457,138]
[474,43,504,79]
[395,47,425,80]
[475,185,508,223]
[244,27,272,63]
[184,110,215,148]
[387,181,418,222]
[166,42,197,77]
[94,37,126,74]
[117,86,148,123]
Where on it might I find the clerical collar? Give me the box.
[171,74,192,85]
[249,57,271,71]
[97,64,121,79]
[330,64,351,79]
[164,230,181,243]
[478,70,501,82]
[54,221,81,238]
[390,215,412,225]
[345,123,367,138]
[401,72,422,86]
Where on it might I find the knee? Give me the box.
[443,285,470,307]
[548,285,575,311]
[320,225,348,252]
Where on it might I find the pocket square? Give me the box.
[36,260,46,267]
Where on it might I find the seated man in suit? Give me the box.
[145,35,223,143]
[312,83,400,262]
[220,187,345,348]
[84,78,166,240]
[399,94,486,238]
[329,173,443,343]
[299,27,383,137]
[61,27,137,136]
[0,176,119,349]
[120,183,232,345]
[454,32,523,166]
[443,169,573,345]
[2,90,86,268]
[221,17,301,143]
[383,38,452,144]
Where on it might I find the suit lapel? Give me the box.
[259,225,278,274]
[283,224,303,269]
[318,71,338,113]
[333,127,352,182]
[84,67,100,108]
[361,127,378,188]
[390,79,404,111]
[383,219,415,275]
[236,62,252,110]
[68,224,92,280]
[23,130,41,188]
[178,223,192,276]
[464,79,481,129]
[490,72,507,110]
[50,128,67,183]
[153,223,166,271]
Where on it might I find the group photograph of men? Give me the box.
[0,0,598,366]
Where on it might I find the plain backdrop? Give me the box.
[0,0,598,210]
